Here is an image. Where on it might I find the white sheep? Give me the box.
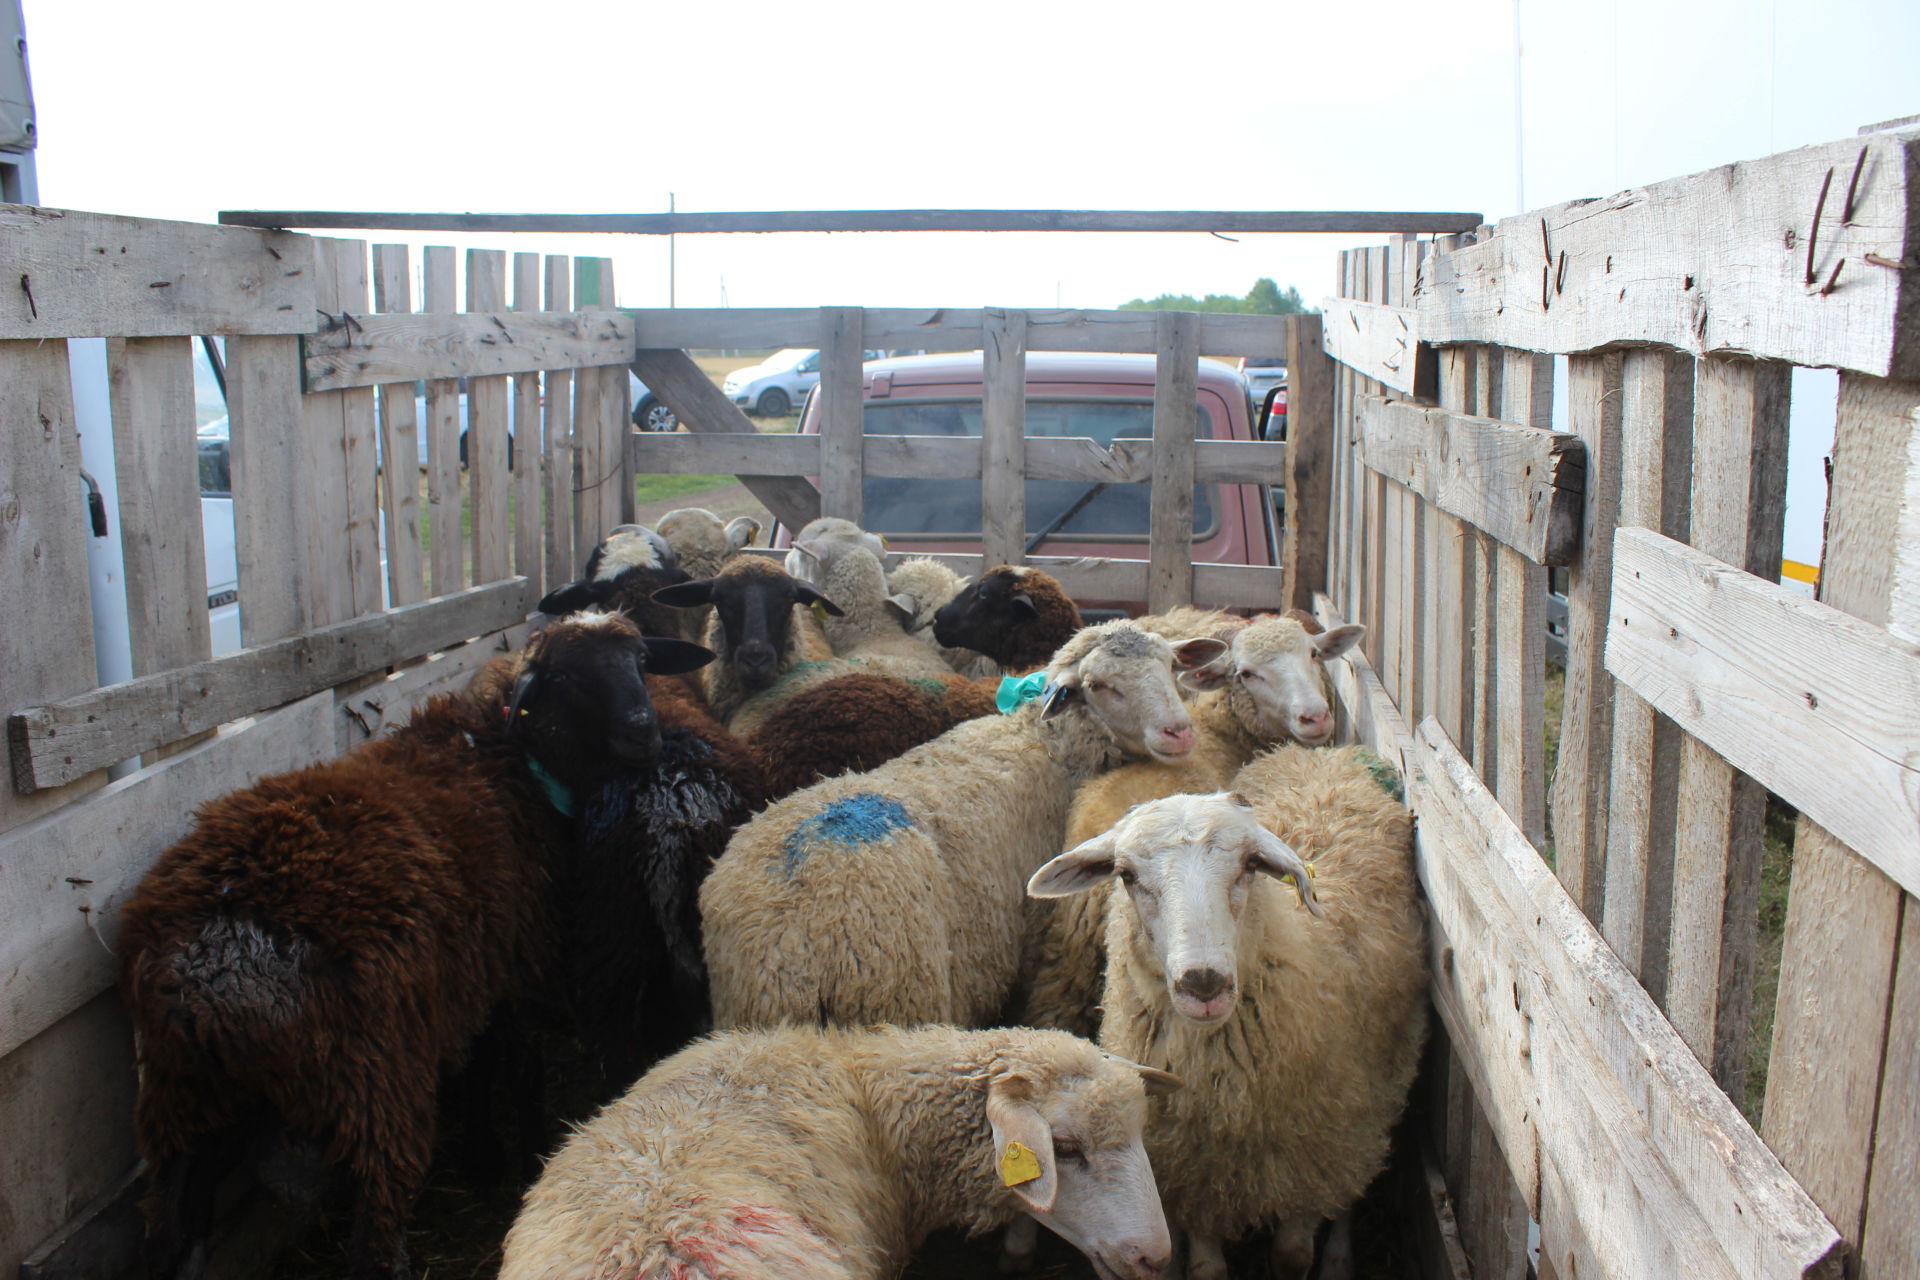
[1027,750,1427,1280]
[655,506,761,579]
[886,556,1000,679]
[701,620,1228,1030]
[1019,614,1365,1037]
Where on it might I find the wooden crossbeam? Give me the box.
[303,308,636,391]
[1320,297,1437,397]
[628,307,1294,357]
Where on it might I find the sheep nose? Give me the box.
[1131,1247,1171,1279]
[1298,710,1330,733]
[1157,725,1194,753]
[1175,968,1231,1002]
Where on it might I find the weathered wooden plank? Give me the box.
[336,621,534,754]
[332,241,382,618]
[1860,909,1920,1276]
[107,336,211,676]
[1320,296,1437,397]
[371,244,424,607]
[1418,129,1920,378]
[820,306,866,522]
[1148,312,1200,612]
[1495,347,1550,865]
[573,345,606,561]
[223,208,1485,236]
[541,256,576,588]
[511,253,543,590]
[225,334,310,645]
[467,250,512,585]
[421,246,462,595]
[1664,356,1789,1094]
[980,308,1028,568]
[1409,716,1845,1280]
[1429,342,1476,751]
[0,205,313,338]
[8,580,530,791]
[1600,349,1693,994]
[303,308,636,391]
[586,261,631,534]
[1355,394,1585,566]
[628,347,820,530]
[1549,352,1623,914]
[0,691,335,1058]
[299,239,355,628]
[1281,314,1332,610]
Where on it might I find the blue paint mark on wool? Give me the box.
[781,793,913,877]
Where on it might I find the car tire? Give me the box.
[633,395,678,433]
[458,430,515,470]
[754,388,791,419]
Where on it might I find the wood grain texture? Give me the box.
[421,245,462,594]
[1148,311,1199,612]
[225,334,309,645]
[371,244,424,607]
[1282,313,1332,610]
[335,621,534,754]
[1417,128,1920,378]
[572,351,606,561]
[1430,344,1477,752]
[511,252,542,590]
[541,256,576,589]
[0,691,334,1058]
[820,306,866,522]
[0,205,313,338]
[1494,351,1551,849]
[9,580,529,791]
[302,308,636,390]
[1355,394,1586,565]
[298,239,355,628]
[1320,296,1437,396]
[980,308,1028,568]
[466,250,512,585]
[332,241,382,618]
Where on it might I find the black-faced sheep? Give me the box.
[539,523,696,642]
[886,555,1000,678]
[932,564,1084,674]
[653,556,845,724]
[1028,751,1427,1280]
[653,507,763,640]
[700,620,1227,1031]
[499,1024,1180,1280]
[117,611,715,1280]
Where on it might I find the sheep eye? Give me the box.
[1052,1137,1086,1163]
[1117,866,1138,886]
[1239,670,1262,683]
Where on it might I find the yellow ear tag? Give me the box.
[810,600,831,621]
[1287,861,1317,904]
[999,1141,1042,1187]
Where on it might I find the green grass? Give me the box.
[633,472,734,504]
[1745,802,1796,1124]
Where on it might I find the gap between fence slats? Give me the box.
[372,245,425,607]
[542,256,575,590]
[466,250,512,585]
[422,246,462,595]
[980,308,1028,569]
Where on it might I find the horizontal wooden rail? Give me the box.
[1355,394,1586,565]
[629,432,1287,485]
[1,205,314,339]
[1320,297,1436,397]
[0,691,336,1060]
[1417,128,1920,379]
[303,309,635,391]
[629,307,1295,356]
[219,208,1486,236]
[8,580,531,792]
[1607,527,1920,898]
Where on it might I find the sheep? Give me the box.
[539,523,696,642]
[1027,750,1427,1280]
[652,556,847,724]
[789,535,949,671]
[781,515,888,588]
[885,555,1000,679]
[932,563,1085,674]
[1018,615,1368,1037]
[655,506,762,579]
[746,670,998,802]
[117,610,717,1280]
[498,1023,1180,1280]
[700,619,1228,1031]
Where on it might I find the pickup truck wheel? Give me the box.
[633,396,678,433]
[754,388,791,419]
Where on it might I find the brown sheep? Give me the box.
[932,564,1084,674]
[747,670,998,802]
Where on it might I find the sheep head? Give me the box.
[1028,791,1321,1025]
[651,557,843,692]
[538,525,691,633]
[1177,614,1364,747]
[931,565,1082,671]
[1040,621,1226,764]
[654,507,761,580]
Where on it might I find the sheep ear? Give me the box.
[794,583,846,617]
[885,593,919,624]
[1171,637,1230,671]
[1282,607,1325,636]
[650,579,716,609]
[538,580,604,617]
[1008,592,1039,622]
[1311,625,1365,662]
[1247,826,1324,917]
[1177,656,1232,692]
[505,669,540,729]
[1027,832,1119,898]
[640,637,716,675]
[985,1075,1058,1215]
[725,515,761,552]
[791,539,823,564]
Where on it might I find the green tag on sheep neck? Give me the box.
[525,756,577,817]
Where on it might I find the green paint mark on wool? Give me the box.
[910,677,947,702]
[1354,748,1404,802]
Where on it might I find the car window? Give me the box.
[858,397,1219,546]
[797,353,820,374]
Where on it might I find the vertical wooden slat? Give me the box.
[1281,313,1332,611]
[1666,356,1789,1096]
[422,245,462,595]
[1494,351,1550,846]
[372,245,424,607]
[301,238,354,626]
[1432,340,1475,751]
[227,334,309,645]
[1600,350,1694,993]
[572,330,606,561]
[511,252,542,594]
[1469,347,1500,783]
[108,336,211,675]
[980,308,1028,569]
[466,250,511,585]
[820,306,866,523]
[592,259,630,536]
[1765,373,1919,1268]
[335,241,381,618]
[1362,250,1388,663]
[542,255,575,588]
[1332,251,1354,615]
[1550,352,1623,914]
[1148,310,1199,613]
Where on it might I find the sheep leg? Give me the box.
[143,1134,232,1280]
[1268,1215,1319,1280]
[1315,1212,1354,1280]
[996,1215,1039,1273]
[1184,1232,1228,1280]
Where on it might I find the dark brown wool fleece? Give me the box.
[943,565,1083,674]
[748,671,999,802]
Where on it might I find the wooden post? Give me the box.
[1148,310,1199,613]
[980,308,1028,570]
[333,242,381,619]
[372,245,425,607]
[1431,341,1476,753]
[466,249,512,586]
[1281,312,1332,611]
[1666,355,1789,1096]
[542,255,575,588]
[819,306,866,522]
[422,246,462,595]
[511,252,543,595]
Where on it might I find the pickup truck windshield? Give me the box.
[858,397,1218,545]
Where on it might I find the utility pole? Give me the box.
[668,192,676,308]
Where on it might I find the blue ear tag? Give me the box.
[996,671,1051,714]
